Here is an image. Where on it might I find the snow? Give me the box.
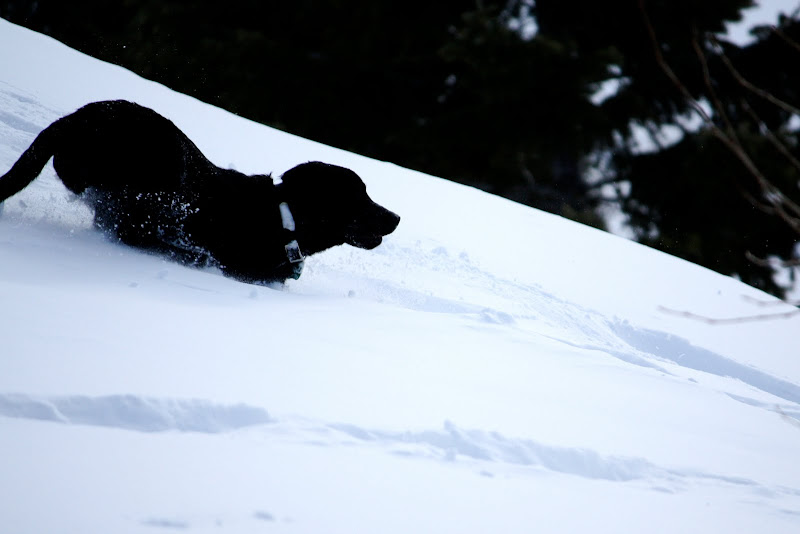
[1,17,799,533]
[726,0,800,45]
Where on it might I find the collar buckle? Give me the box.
[280,200,305,280]
[284,239,304,264]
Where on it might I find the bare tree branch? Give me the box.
[710,34,800,117]
[659,293,800,324]
[658,305,799,324]
[738,100,800,221]
[772,24,800,56]
[692,29,738,142]
[740,99,800,177]
[638,3,800,319]
[775,406,800,430]
[745,250,800,269]
[638,0,800,236]
[741,293,800,306]
[637,1,715,125]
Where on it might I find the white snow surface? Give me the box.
[1,18,800,534]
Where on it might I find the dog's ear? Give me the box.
[279,161,329,186]
[279,162,369,208]
[281,162,364,188]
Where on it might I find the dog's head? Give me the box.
[278,162,400,256]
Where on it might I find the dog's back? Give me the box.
[0,100,213,205]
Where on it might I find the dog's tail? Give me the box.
[0,117,64,204]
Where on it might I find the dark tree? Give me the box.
[621,4,800,296]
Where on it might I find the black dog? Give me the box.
[0,100,400,283]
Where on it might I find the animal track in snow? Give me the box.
[0,393,272,433]
[2,392,798,500]
[613,324,800,406]
[327,420,654,482]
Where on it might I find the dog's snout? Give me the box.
[383,210,401,235]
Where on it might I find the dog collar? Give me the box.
[279,202,305,279]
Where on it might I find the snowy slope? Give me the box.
[1,18,799,534]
